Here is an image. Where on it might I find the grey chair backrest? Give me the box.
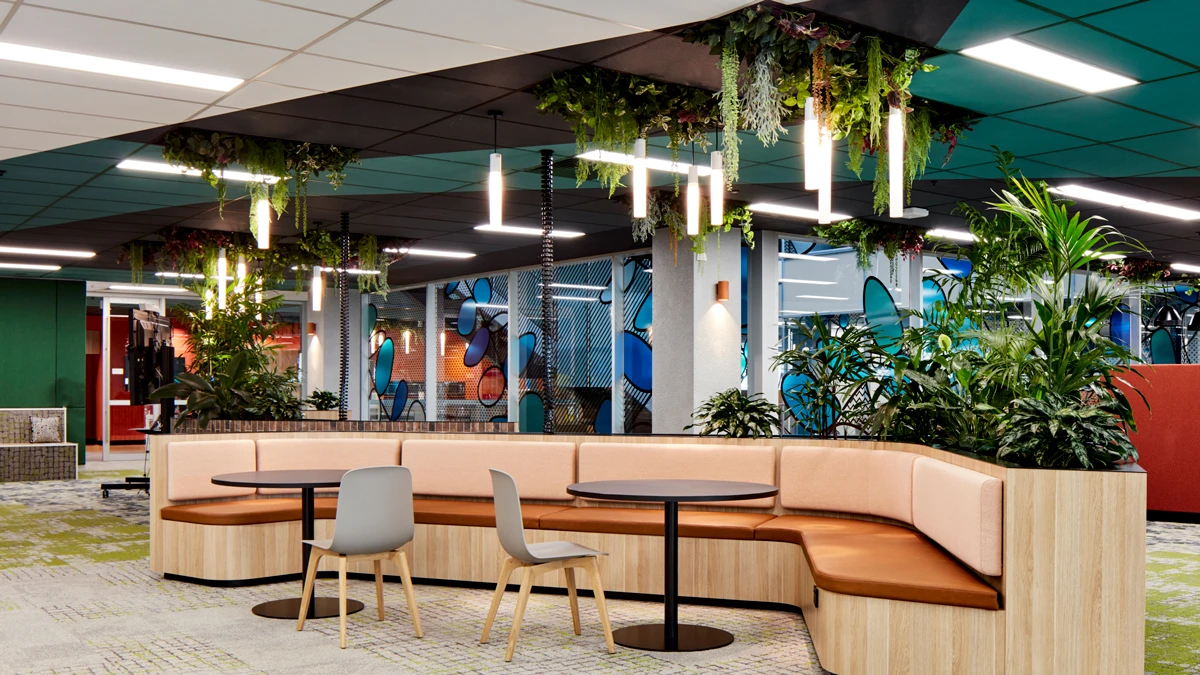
[490,469,541,564]
[328,466,415,556]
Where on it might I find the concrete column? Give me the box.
[651,229,743,435]
[748,231,780,399]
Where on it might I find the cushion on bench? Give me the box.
[577,442,777,508]
[256,438,401,494]
[539,507,774,540]
[160,497,339,526]
[413,499,572,529]
[779,446,916,524]
[912,457,1003,577]
[166,440,256,501]
[402,440,576,500]
[756,515,1000,610]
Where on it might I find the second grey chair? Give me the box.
[297,465,423,649]
[481,469,615,661]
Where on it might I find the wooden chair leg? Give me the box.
[564,567,581,636]
[296,551,322,632]
[584,557,615,654]
[396,551,423,638]
[373,559,385,621]
[482,557,517,644]
[338,556,348,649]
[505,566,535,662]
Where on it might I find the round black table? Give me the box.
[567,479,779,652]
[212,470,365,620]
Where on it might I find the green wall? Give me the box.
[0,278,86,463]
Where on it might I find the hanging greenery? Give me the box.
[533,68,719,195]
[160,130,359,232]
[719,45,742,187]
[626,189,755,269]
[1105,257,1171,284]
[811,218,924,271]
[119,243,145,284]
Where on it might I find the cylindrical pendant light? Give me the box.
[488,110,503,227]
[311,266,323,312]
[817,128,833,224]
[254,280,262,321]
[204,288,214,320]
[889,106,905,218]
[403,329,411,354]
[632,138,648,218]
[686,164,700,236]
[216,247,227,310]
[804,98,817,191]
[710,150,723,226]
[235,254,246,295]
[255,196,270,249]
[439,330,445,356]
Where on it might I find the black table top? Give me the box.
[212,469,348,489]
[567,479,778,503]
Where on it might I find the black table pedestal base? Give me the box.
[612,624,734,652]
[252,597,365,620]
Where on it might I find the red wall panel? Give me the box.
[1121,365,1200,514]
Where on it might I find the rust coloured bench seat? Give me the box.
[160,497,339,525]
[413,499,572,529]
[539,507,774,540]
[756,515,1000,610]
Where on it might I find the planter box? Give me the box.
[303,410,340,420]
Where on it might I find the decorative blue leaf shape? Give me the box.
[519,392,544,433]
[473,277,492,304]
[518,332,537,373]
[1175,284,1197,304]
[634,292,652,331]
[939,258,973,278]
[457,298,477,336]
[364,304,378,340]
[863,276,902,355]
[1150,327,1178,364]
[594,398,612,435]
[389,380,408,421]
[622,330,652,392]
[373,338,394,398]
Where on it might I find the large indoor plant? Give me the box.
[685,388,781,438]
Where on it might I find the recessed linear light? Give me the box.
[383,247,476,259]
[960,38,1137,93]
[796,294,848,300]
[926,228,978,242]
[0,245,94,258]
[749,203,852,221]
[0,261,60,271]
[1172,263,1200,274]
[576,149,712,176]
[540,282,607,291]
[0,42,243,92]
[155,271,205,279]
[538,295,600,302]
[1051,185,1200,220]
[780,278,837,285]
[779,252,838,262]
[108,284,189,293]
[116,159,281,184]
[475,224,584,238]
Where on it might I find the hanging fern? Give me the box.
[743,50,787,146]
[719,45,742,187]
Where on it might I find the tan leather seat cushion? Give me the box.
[413,499,571,529]
[161,497,339,526]
[539,507,774,540]
[756,516,999,610]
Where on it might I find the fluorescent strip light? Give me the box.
[0,42,242,92]
[961,38,1138,93]
[1172,263,1200,274]
[796,294,848,300]
[0,245,94,258]
[1127,202,1200,220]
[780,278,837,285]
[291,266,380,275]
[817,126,833,224]
[749,202,852,221]
[1085,250,1126,261]
[576,149,713,176]
[889,107,904,218]
[686,165,700,236]
[383,247,476,259]
[489,152,503,227]
[477,303,509,309]
[926,228,978,242]
[116,159,281,184]
[632,138,648,218]
[216,248,227,310]
[541,283,607,291]
[924,267,965,276]
[0,261,60,271]
[109,284,188,293]
[156,272,205,279]
[779,252,838,262]
[474,224,584,238]
[1052,185,1200,220]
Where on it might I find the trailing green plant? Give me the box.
[685,388,780,438]
[303,390,340,411]
[720,45,741,187]
[122,243,144,284]
[1104,257,1170,284]
[811,218,924,271]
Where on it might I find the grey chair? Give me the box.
[481,469,615,661]
[296,466,423,648]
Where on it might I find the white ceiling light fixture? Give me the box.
[926,228,978,242]
[383,247,476,259]
[311,267,323,312]
[0,262,60,271]
[749,202,852,222]
[1172,263,1200,274]
[1085,249,1126,261]
[686,164,700,236]
[474,224,584,238]
[0,42,243,92]
[632,138,648,219]
[204,289,214,319]
[109,284,189,293]
[796,294,849,300]
[0,245,94,258]
[488,110,504,229]
[779,252,839,262]
[216,248,227,310]
[541,283,607,291]
[292,266,380,275]
[780,278,837,285]
[116,160,282,184]
[960,38,1138,93]
[1051,185,1200,220]
[156,272,205,279]
[803,98,818,191]
[235,254,247,295]
[817,126,834,224]
[254,197,271,249]
[710,150,724,225]
[889,106,904,218]
[538,295,601,303]
[576,149,713,176]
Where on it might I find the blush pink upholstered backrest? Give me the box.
[912,457,1004,576]
[401,440,576,500]
[166,440,257,501]
[255,438,401,494]
[779,446,916,524]
[576,442,776,508]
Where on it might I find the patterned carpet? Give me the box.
[0,473,1196,674]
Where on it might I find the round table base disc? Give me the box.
[252,597,365,619]
[612,624,734,652]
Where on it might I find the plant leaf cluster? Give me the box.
[686,388,781,438]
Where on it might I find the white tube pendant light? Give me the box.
[439,330,445,356]
[216,247,227,310]
[404,329,411,354]
[803,98,817,191]
[817,127,833,224]
[488,110,503,227]
[235,254,246,295]
[204,288,214,320]
[632,138,648,218]
[686,164,700,236]
[254,280,262,321]
[889,106,905,218]
[311,266,323,312]
[255,196,270,249]
[710,150,723,226]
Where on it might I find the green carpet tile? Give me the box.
[0,475,1196,674]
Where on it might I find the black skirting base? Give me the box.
[252,597,365,620]
[612,624,735,651]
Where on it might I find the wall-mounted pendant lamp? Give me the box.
[488,110,503,227]
[803,98,817,191]
[716,280,730,302]
[632,137,648,218]
[686,164,700,236]
[889,106,905,218]
[254,196,271,249]
[235,254,246,295]
[817,126,833,224]
[710,150,724,226]
[216,247,227,310]
[307,322,316,336]
[311,266,323,312]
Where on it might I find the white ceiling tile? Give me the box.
[259,53,412,92]
[188,105,239,121]
[532,0,750,30]
[216,81,319,109]
[271,0,382,18]
[0,76,206,123]
[0,127,94,151]
[307,21,513,73]
[1,6,289,79]
[0,146,32,161]
[0,61,225,103]
[363,0,636,52]
[25,0,348,51]
[0,103,149,137]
